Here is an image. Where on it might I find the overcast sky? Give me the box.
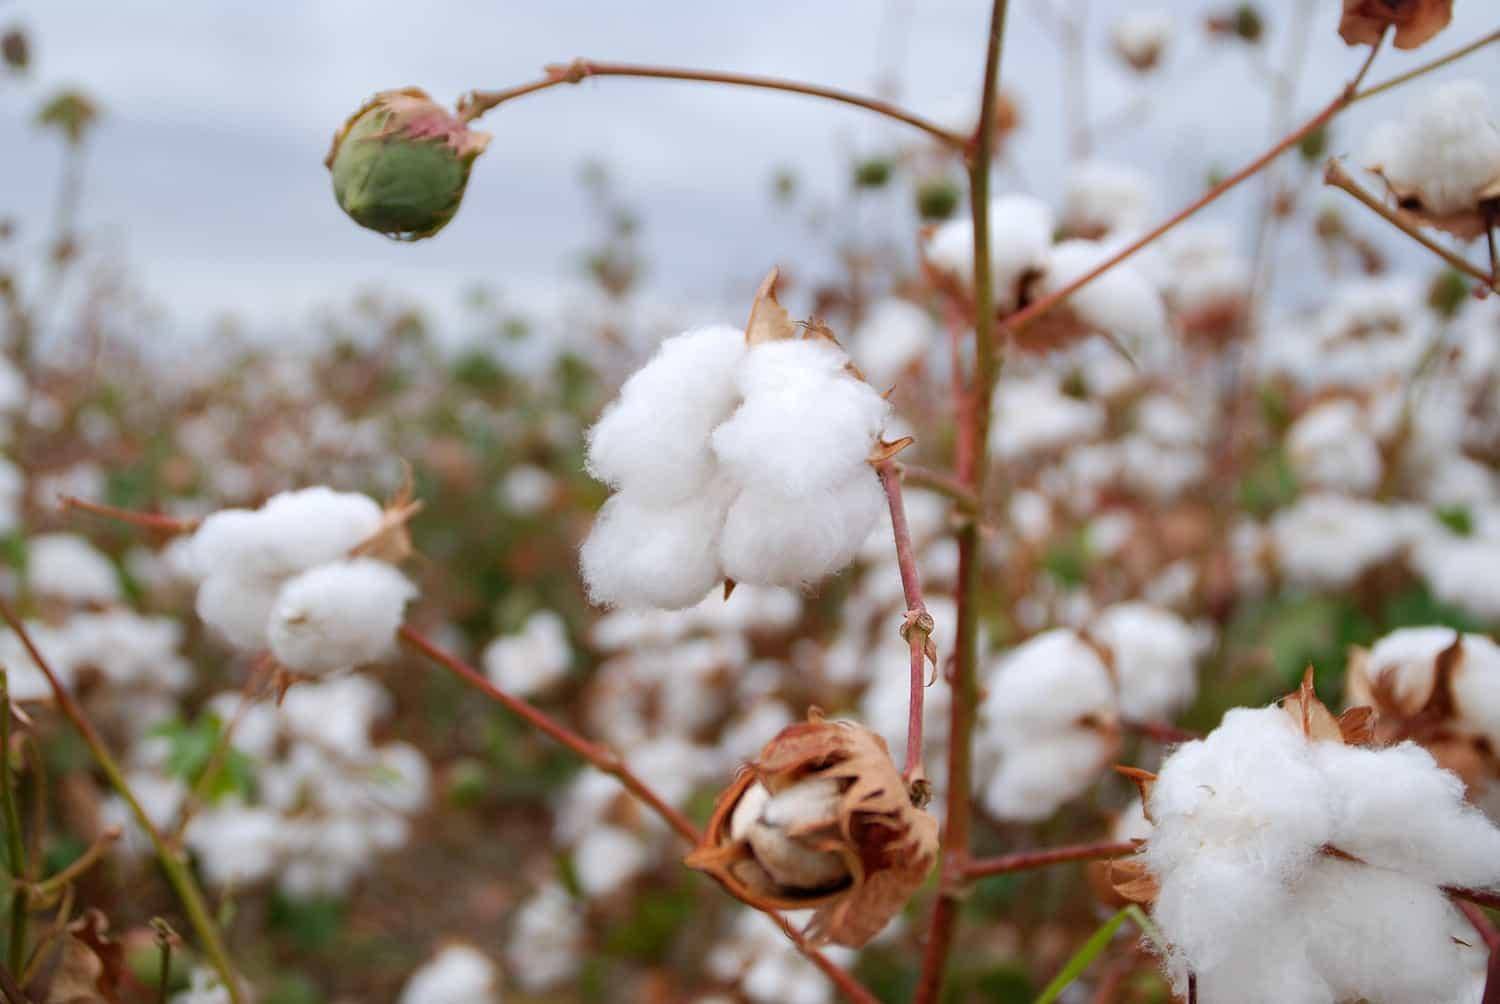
[2,1,1497,346]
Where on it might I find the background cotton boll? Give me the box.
[978,730,1116,821]
[572,823,650,898]
[585,325,746,501]
[1450,635,1500,746]
[1061,160,1154,239]
[398,944,501,1004]
[206,691,280,759]
[183,803,281,887]
[1358,626,1460,714]
[922,217,975,285]
[27,532,120,604]
[1412,536,1500,623]
[483,610,573,697]
[279,674,392,757]
[170,971,232,1004]
[195,572,280,650]
[268,559,415,673]
[1269,493,1404,589]
[713,339,889,496]
[367,742,432,815]
[1036,239,1168,350]
[987,195,1056,311]
[848,298,934,390]
[1091,602,1204,720]
[1287,399,1382,494]
[505,883,585,993]
[718,474,883,588]
[580,485,729,608]
[1364,80,1500,217]
[989,375,1105,460]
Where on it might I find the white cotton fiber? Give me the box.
[1361,626,1460,712]
[712,339,889,496]
[579,485,730,609]
[195,573,280,651]
[1091,602,1204,720]
[398,944,500,1004]
[988,195,1056,311]
[27,532,120,604]
[586,325,747,501]
[849,298,934,390]
[1287,399,1382,494]
[718,474,883,588]
[1037,239,1168,350]
[267,558,415,673]
[1364,80,1500,216]
[572,823,649,898]
[193,487,383,580]
[1451,634,1500,746]
[1269,493,1404,589]
[1061,160,1153,238]
[483,610,573,697]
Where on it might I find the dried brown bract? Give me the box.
[686,712,938,948]
[1339,0,1452,51]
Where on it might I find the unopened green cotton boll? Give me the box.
[326,87,491,241]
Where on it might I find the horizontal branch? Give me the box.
[964,839,1140,880]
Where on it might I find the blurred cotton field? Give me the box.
[1,2,1500,1003]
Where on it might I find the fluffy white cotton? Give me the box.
[267,559,415,673]
[1112,9,1172,71]
[849,298,934,390]
[1358,626,1461,714]
[1413,536,1500,624]
[184,802,281,887]
[974,629,1117,821]
[483,610,572,697]
[192,487,383,581]
[580,484,731,609]
[1144,703,1500,1003]
[989,374,1105,460]
[712,339,890,496]
[27,533,119,603]
[572,823,650,897]
[1448,633,1500,747]
[505,883,585,993]
[1287,399,1382,494]
[1270,494,1404,589]
[1364,80,1500,217]
[1036,239,1168,351]
[1062,161,1153,237]
[924,195,1054,311]
[718,474,883,588]
[170,971,231,1004]
[1092,603,1206,720]
[586,325,747,501]
[398,944,500,1004]
[708,909,856,1004]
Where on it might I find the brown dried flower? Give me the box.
[1339,0,1452,51]
[686,712,939,948]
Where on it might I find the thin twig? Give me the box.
[0,600,244,1004]
[461,59,966,148]
[23,826,120,902]
[0,957,29,1004]
[0,671,27,979]
[57,495,196,535]
[875,462,932,782]
[1351,28,1500,104]
[1449,886,1500,912]
[1324,159,1499,293]
[914,3,1011,1000]
[1456,899,1500,952]
[1121,718,1200,744]
[964,840,1139,880]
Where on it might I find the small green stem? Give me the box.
[0,671,27,981]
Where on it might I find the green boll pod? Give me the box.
[326,87,491,241]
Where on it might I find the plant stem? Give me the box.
[57,496,196,535]
[1450,886,1500,912]
[0,602,244,1004]
[0,956,28,1004]
[914,3,1010,1000]
[0,672,26,980]
[24,826,120,900]
[875,462,932,781]
[1003,34,1387,342]
[1120,718,1200,744]
[1456,899,1500,951]
[1324,159,1499,293]
[964,840,1139,880]
[1351,28,1500,104]
[461,59,967,148]
[396,623,878,1004]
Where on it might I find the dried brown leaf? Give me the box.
[1282,667,1344,743]
[1339,0,1452,51]
[745,268,797,346]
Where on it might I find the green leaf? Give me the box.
[1034,907,1133,1004]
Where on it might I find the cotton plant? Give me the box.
[581,272,899,609]
[503,881,587,994]
[1109,674,1500,1003]
[483,609,572,697]
[398,943,502,1004]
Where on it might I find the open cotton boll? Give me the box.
[586,325,746,501]
[398,944,501,1004]
[1448,634,1500,746]
[923,217,976,286]
[170,970,232,1004]
[1357,626,1462,715]
[483,610,572,697]
[1091,602,1205,720]
[572,823,650,898]
[195,573,281,651]
[580,484,731,609]
[1363,80,1500,219]
[712,339,889,496]
[183,802,281,887]
[505,883,585,993]
[194,488,384,581]
[848,298,934,390]
[718,474,883,588]
[989,374,1105,460]
[1413,536,1500,624]
[1287,399,1382,494]
[988,195,1056,311]
[1061,160,1153,238]
[1269,493,1404,589]
[979,730,1117,821]
[27,533,119,603]
[1035,239,1168,351]
[267,559,415,674]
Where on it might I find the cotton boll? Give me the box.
[1287,399,1382,494]
[572,823,649,898]
[267,559,415,674]
[1036,240,1168,351]
[979,730,1116,821]
[718,474,883,588]
[713,339,890,496]
[505,883,585,993]
[483,610,572,697]
[279,675,392,757]
[1111,9,1173,72]
[1092,602,1205,720]
[205,691,280,759]
[580,485,730,609]
[195,573,280,652]
[848,298,934,390]
[923,217,976,286]
[1269,494,1404,589]
[183,802,281,887]
[1364,80,1500,218]
[398,944,501,1004]
[1061,161,1153,238]
[367,742,431,815]
[989,375,1105,460]
[1413,536,1500,624]
[170,971,232,1004]
[586,325,747,501]
[988,195,1056,311]
[1359,626,1461,715]
[27,533,119,603]
[1450,634,1500,746]
[195,488,384,581]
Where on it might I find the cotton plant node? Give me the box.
[686,711,939,948]
[1339,0,1453,52]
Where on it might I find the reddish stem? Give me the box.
[1450,887,1500,913]
[1121,718,1200,744]
[963,839,1139,880]
[1457,899,1500,952]
[876,461,931,780]
[58,495,196,535]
